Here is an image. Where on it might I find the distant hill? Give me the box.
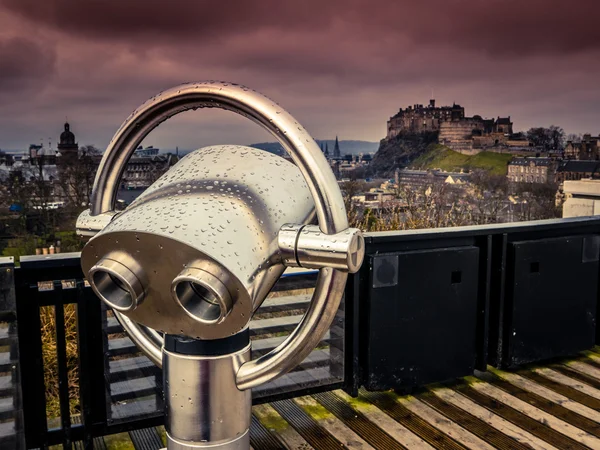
[250,140,379,157]
[370,132,514,177]
[412,144,512,176]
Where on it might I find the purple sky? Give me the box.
[1,0,599,151]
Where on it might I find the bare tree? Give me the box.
[527,126,565,150]
[57,145,100,210]
[2,155,56,235]
[513,181,560,221]
[548,125,566,150]
[355,183,475,231]
[339,179,366,210]
[468,170,509,224]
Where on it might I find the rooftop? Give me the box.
[509,157,552,167]
[557,160,600,173]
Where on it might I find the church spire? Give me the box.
[333,135,341,158]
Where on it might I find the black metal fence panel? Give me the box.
[364,247,480,390]
[504,235,599,367]
[354,216,600,391]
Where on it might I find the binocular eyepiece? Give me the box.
[90,253,234,325]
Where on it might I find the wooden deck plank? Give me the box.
[271,398,346,450]
[454,380,588,450]
[313,391,408,450]
[416,388,533,450]
[469,379,600,448]
[430,386,557,450]
[334,390,434,450]
[397,395,496,450]
[359,389,467,450]
[253,404,312,450]
[294,395,375,449]
[490,368,600,424]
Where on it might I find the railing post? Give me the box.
[76,280,107,447]
[14,262,48,448]
[0,257,26,449]
[343,271,361,396]
[474,234,493,370]
[52,281,73,450]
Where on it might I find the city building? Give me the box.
[119,151,178,189]
[507,158,553,184]
[351,184,398,210]
[387,100,465,137]
[333,136,341,158]
[133,145,160,157]
[57,122,79,161]
[0,122,179,206]
[564,134,600,160]
[395,168,470,188]
[320,137,374,179]
[0,151,14,167]
[386,99,528,155]
[555,160,600,183]
[562,179,600,217]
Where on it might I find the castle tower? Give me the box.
[333,136,341,158]
[57,122,78,161]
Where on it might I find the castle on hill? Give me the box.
[386,99,529,155]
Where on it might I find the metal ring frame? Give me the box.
[90,81,349,390]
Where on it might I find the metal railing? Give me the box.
[3,216,600,448]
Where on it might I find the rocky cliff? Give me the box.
[370,131,439,177]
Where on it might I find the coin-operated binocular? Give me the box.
[77,82,364,450]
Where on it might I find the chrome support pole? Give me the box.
[163,334,251,450]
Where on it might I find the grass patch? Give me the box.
[103,432,135,450]
[253,405,290,433]
[343,393,375,410]
[41,304,80,419]
[413,144,512,176]
[296,398,333,421]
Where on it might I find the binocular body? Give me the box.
[81,145,315,339]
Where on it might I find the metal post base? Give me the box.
[163,333,251,450]
[166,429,249,449]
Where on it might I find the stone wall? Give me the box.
[438,120,483,153]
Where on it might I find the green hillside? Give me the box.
[412,144,512,176]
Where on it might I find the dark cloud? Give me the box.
[0,1,598,150]
[3,0,600,55]
[0,1,335,41]
[0,37,56,92]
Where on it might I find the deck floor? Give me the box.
[250,349,600,449]
[73,349,600,449]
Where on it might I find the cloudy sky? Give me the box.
[0,0,599,151]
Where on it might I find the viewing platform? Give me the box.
[2,215,600,449]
